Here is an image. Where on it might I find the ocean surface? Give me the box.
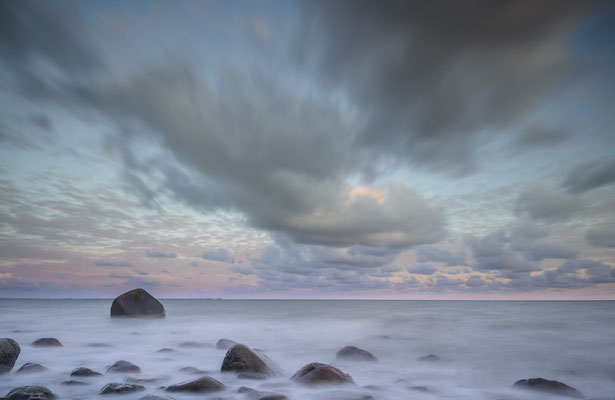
[1,299,614,400]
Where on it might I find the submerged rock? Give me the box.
[125,374,168,384]
[237,386,288,400]
[100,383,145,395]
[165,376,226,393]
[62,380,89,386]
[335,346,377,362]
[221,344,280,376]
[0,338,21,374]
[513,378,584,398]
[417,354,440,362]
[31,338,62,347]
[238,372,268,380]
[16,363,47,374]
[408,386,430,393]
[179,366,209,375]
[157,348,175,353]
[138,395,177,400]
[88,342,113,348]
[178,341,210,348]
[71,367,102,377]
[290,362,354,385]
[110,288,165,317]
[107,360,141,373]
[6,386,56,400]
[216,338,238,350]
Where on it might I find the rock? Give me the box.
[110,288,165,317]
[100,383,145,395]
[62,380,89,386]
[15,363,47,374]
[335,346,377,362]
[31,338,62,347]
[178,341,210,348]
[514,378,585,398]
[138,395,177,400]
[6,386,55,400]
[165,376,226,393]
[71,367,102,377]
[0,338,21,374]
[216,338,238,350]
[290,362,354,385]
[221,344,281,376]
[125,375,168,384]
[88,342,113,348]
[157,348,175,353]
[238,372,268,380]
[408,386,430,393]
[107,360,141,373]
[237,386,288,400]
[417,354,440,362]
[179,366,209,375]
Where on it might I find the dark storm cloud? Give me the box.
[297,0,589,174]
[563,159,615,193]
[514,124,569,149]
[201,248,235,264]
[145,249,177,259]
[585,226,615,248]
[415,246,467,266]
[514,186,583,222]
[95,260,133,267]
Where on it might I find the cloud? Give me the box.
[108,272,161,288]
[297,0,589,174]
[406,263,436,275]
[201,248,235,264]
[514,123,569,148]
[563,158,615,193]
[585,226,615,248]
[95,260,133,267]
[514,186,583,222]
[465,231,541,273]
[145,249,177,258]
[415,245,467,266]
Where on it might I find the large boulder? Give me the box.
[0,338,20,374]
[165,376,226,393]
[107,360,141,373]
[110,288,165,317]
[100,383,145,395]
[31,338,62,347]
[6,386,56,400]
[513,378,584,398]
[291,362,354,385]
[221,344,281,376]
[335,346,377,362]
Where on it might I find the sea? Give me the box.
[1,299,614,400]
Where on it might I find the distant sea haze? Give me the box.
[1,299,614,399]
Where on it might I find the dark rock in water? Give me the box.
[221,344,280,376]
[363,385,384,391]
[238,372,268,380]
[335,346,378,362]
[178,341,210,348]
[165,376,226,393]
[237,386,288,400]
[179,366,209,375]
[157,348,175,353]
[107,360,141,373]
[0,338,21,374]
[417,354,440,362]
[16,363,47,374]
[62,380,89,386]
[408,386,430,393]
[31,338,62,347]
[125,374,168,384]
[110,288,165,317]
[290,362,354,385]
[138,395,177,400]
[6,386,56,400]
[100,383,145,395]
[71,367,102,377]
[88,342,113,348]
[216,338,238,350]
[514,378,584,398]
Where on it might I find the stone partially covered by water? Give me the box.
[71,367,102,377]
[165,376,226,393]
[335,346,377,362]
[290,362,354,385]
[15,363,47,374]
[513,378,585,398]
[31,338,62,347]
[100,383,145,395]
[107,360,141,373]
[6,386,56,400]
[221,344,281,376]
[0,338,21,374]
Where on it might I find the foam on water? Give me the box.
[1,299,614,400]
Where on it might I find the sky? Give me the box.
[0,0,614,299]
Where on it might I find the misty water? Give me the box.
[1,299,614,400]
